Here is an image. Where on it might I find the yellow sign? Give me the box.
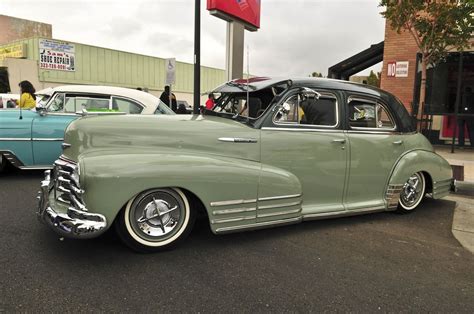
[0,43,27,61]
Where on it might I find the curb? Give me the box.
[446,182,474,254]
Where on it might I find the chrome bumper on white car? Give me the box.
[37,157,107,239]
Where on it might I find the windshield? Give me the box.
[36,94,51,107]
[155,100,175,115]
[210,85,287,122]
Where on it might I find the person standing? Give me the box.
[458,86,474,148]
[159,85,177,112]
[17,80,36,109]
[205,93,215,110]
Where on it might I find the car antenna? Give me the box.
[246,45,250,123]
[19,103,23,120]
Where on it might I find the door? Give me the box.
[344,96,406,210]
[260,89,348,219]
[31,93,78,166]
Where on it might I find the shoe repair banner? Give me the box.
[39,39,75,72]
[207,0,261,30]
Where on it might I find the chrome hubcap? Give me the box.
[131,191,183,239]
[401,173,423,208]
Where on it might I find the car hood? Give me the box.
[62,114,261,162]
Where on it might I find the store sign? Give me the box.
[0,43,27,61]
[165,58,176,85]
[207,0,261,31]
[39,39,75,71]
[395,61,409,77]
[387,61,409,78]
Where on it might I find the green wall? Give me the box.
[0,37,226,93]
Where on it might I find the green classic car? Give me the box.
[37,77,454,252]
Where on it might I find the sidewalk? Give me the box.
[435,146,474,182]
[433,147,474,254]
[446,181,474,254]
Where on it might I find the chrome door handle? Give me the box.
[332,139,346,144]
[393,140,403,145]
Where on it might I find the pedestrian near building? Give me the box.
[159,85,177,112]
[17,80,36,109]
[205,93,215,110]
[458,86,474,148]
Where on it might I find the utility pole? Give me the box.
[193,0,201,114]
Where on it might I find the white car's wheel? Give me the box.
[115,188,195,252]
[397,172,426,213]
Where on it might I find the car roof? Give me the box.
[213,76,390,98]
[36,85,161,107]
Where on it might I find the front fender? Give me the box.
[388,150,453,199]
[80,152,262,229]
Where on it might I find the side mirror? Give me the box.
[36,107,47,117]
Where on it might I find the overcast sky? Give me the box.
[1,0,385,77]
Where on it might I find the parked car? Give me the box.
[0,93,20,109]
[0,85,174,171]
[37,77,454,252]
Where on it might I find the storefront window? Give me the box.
[415,52,474,115]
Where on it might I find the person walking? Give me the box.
[159,85,177,112]
[17,80,36,109]
[458,86,474,148]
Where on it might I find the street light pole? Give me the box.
[193,0,201,114]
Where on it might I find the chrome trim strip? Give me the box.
[210,199,257,207]
[262,127,343,133]
[434,178,453,184]
[19,166,53,170]
[0,150,25,167]
[257,208,301,218]
[218,137,258,143]
[0,137,31,141]
[213,207,256,215]
[215,216,302,234]
[303,206,385,220]
[258,194,302,201]
[62,143,71,149]
[32,138,64,141]
[258,200,302,210]
[346,130,398,135]
[211,216,255,224]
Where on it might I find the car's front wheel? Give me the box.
[115,188,196,252]
[397,172,426,213]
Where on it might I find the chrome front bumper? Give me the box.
[37,164,107,239]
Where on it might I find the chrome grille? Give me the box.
[53,157,87,212]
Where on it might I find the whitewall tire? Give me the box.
[115,188,196,252]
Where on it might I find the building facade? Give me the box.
[0,15,226,105]
[380,21,473,146]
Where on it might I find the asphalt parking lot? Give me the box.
[1,169,473,312]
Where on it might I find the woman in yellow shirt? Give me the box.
[17,80,36,109]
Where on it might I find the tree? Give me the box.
[379,0,473,117]
[366,70,381,87]
[310,72,323,78]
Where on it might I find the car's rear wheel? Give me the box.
[115,188,195,253]
[397,172,426,213]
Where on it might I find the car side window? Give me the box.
[273,91,338,127]
[47,93,65,112]
[348,98,395,130]
[64,96,76,113]
[76,97,110,112]
[112,97,143,114]
[274,95,299,124]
